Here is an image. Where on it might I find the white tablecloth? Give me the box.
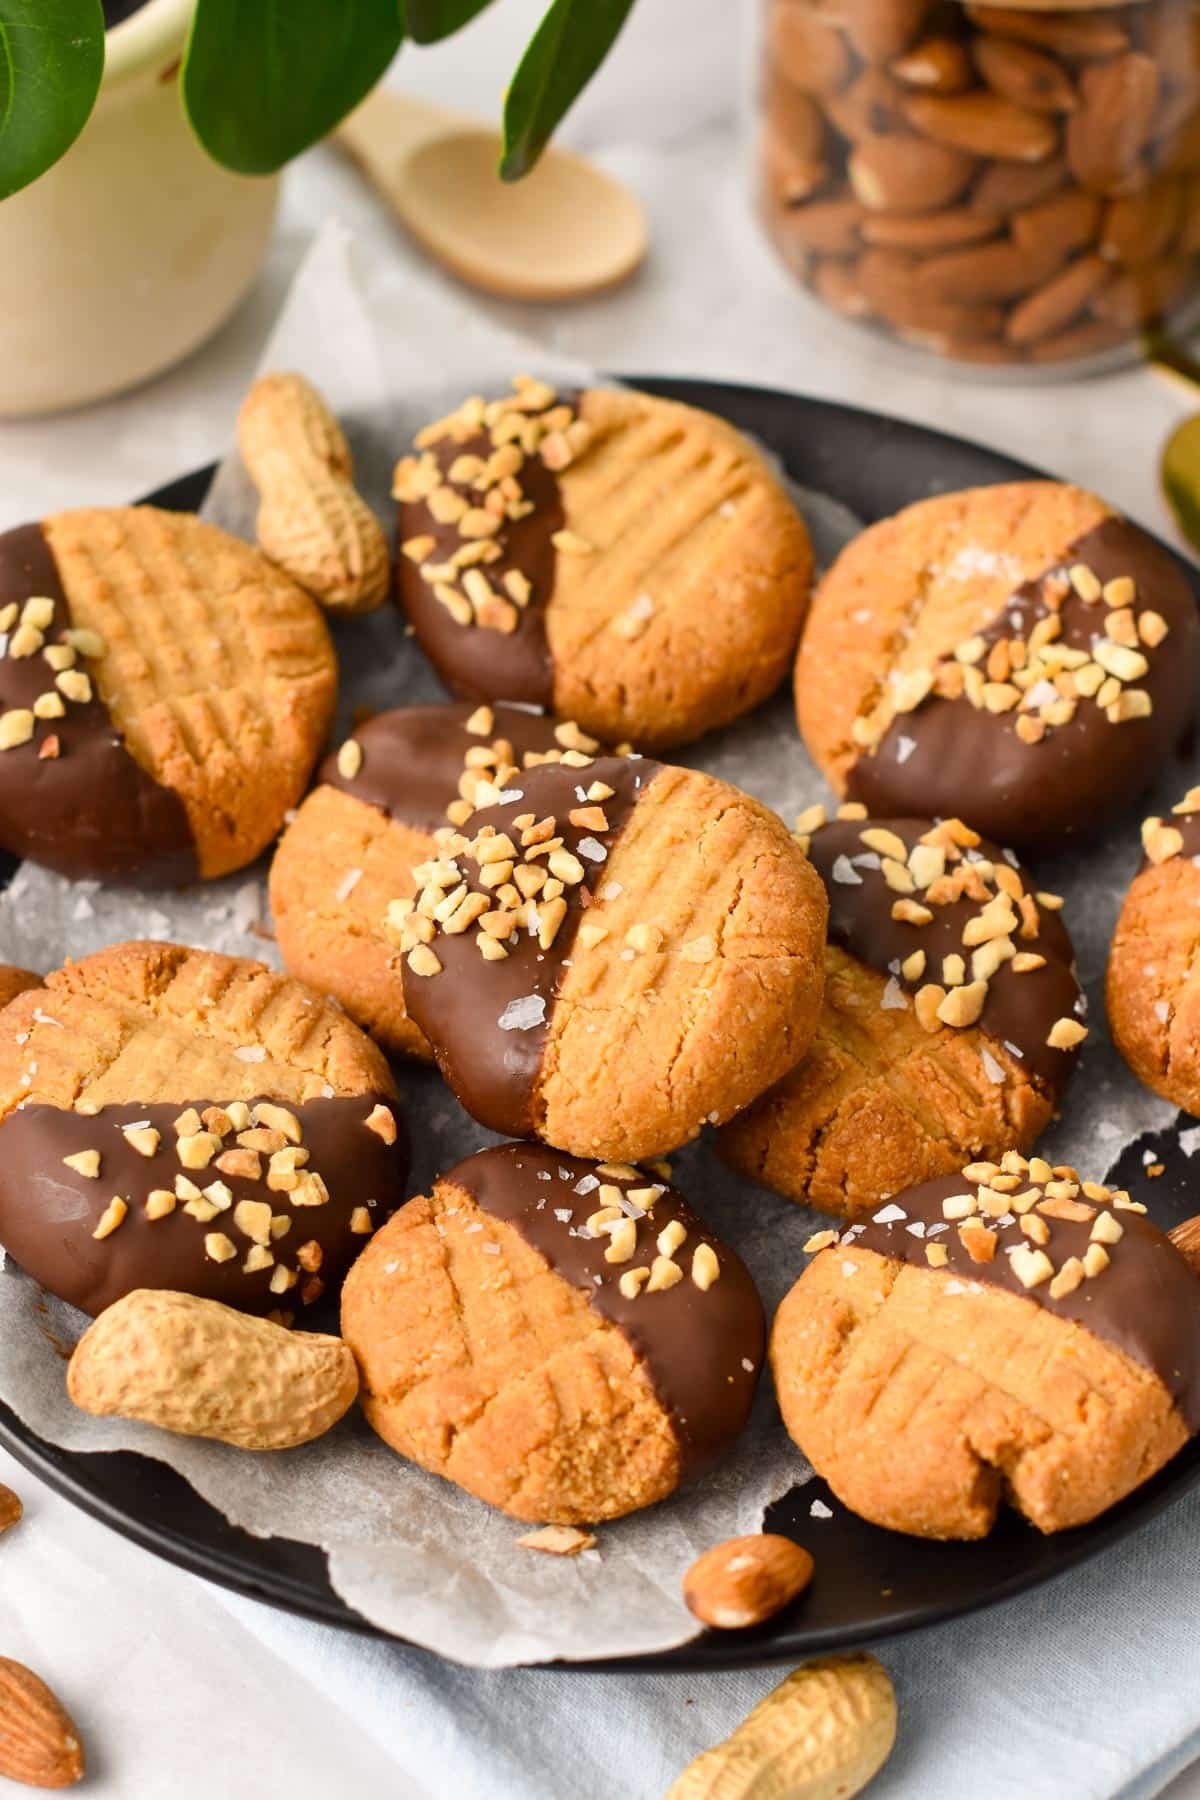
[1,6,1198,1794]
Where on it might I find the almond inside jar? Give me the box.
[758,0,1200,369]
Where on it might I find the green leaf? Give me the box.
[402,0,497,46]
[501,0,634,181]
[0,0,104,201]
[183,0,405,176]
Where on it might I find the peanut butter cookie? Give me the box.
[772,1154,1200,1539]
[392,753,828,1160]
[795,482,1199,850]
[718,807,1084,1217]
[341,1143,765,1524]
[270,702,606,1059]
[0,942,406,1317]
[394,377,813,749]
[1109,786,1200,1112]
[0,963,40,1011]
[0,508,337,882]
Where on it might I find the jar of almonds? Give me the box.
[759,0,1200,369]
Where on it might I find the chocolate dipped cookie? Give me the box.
[394,376,813,750]
[269,701,606,1058]
[794,483,1200,850]
[0,508,337,882]
[772,1155,1200,1540]
[718,807,1084,1218]
[0,943,407,1318]
[391,753,828,1160]
[1108,787,1200,1112]
[341,1143,765,1524]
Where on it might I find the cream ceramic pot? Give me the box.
[0,0,279,416]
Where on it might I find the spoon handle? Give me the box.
[336,87,471,194]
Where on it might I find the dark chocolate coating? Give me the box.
[402,754,660,1137]
[321,702,575,835]
[808,816,1082,1090]
[848,518,1200,851]
[0,1094,408,1318]
[449,1142,765,1477]
[396,429,562,708]
[856,1173,1200,1432]
[0,523,197,883]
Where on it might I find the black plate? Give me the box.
[2,375,1198,1673]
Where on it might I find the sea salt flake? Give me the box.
[1179,1126,1200,1156]
[335,868,363,901]
[234,1045,266,1062]
[873,1202,906,1224]
[880,978,908,1011]
[905,1221,926,1238]
[598,881,623,900]
[554,1208,573,1223]
[577,837,607,863]
[499,995,546,1032]
[980,1048,1006,1084]
[1002,1040,1024,1060]
[895,735,917,764]
[482,1243,500,1255]
[1154,1001,1170,1023]
[832,855,862,886]
[573,1174,599,1195]
[741,1358,755,1373]
[810,1499,833,1519]
[841,1260,858,1278]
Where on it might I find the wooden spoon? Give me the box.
[336,86,648,303]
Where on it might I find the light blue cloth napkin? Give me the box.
[219,1482,1200,1798]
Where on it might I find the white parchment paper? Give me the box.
[0,223,1191,1666]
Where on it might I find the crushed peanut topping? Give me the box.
[392,377,595,635]
[791,810,1087,1056]
[1141,787,1200,866]
[57,1096,394,1299]
[849,559,1166,755]
[806,1154,1154,1312]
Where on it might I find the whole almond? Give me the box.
[1006,252,1112,344]
[966,7,1130,60]
[0,1483,22,1535]
[971,153,1068,216]
[891,36,974,96]
[67,1288,359,1451]
[902,91,1060,162]
[1101,178,1183,266]
[0,1659,84,1789]
[1012,187,1101,260]
[843,0,931,65]
[811,258,872,319]
[1028,318,1129,363]
[915,233,1064,301]
[763,115,828,204]
[1091,256,1192,326]
[769,2,852,96]
[765,76,827,164]
[665,1655,897,1800]
[862,207,1000,251]
[773,195,867,257]
[825,68,909,144]
[857,249,1006,338]
[1156,110,1200,179]
[849,134,976,211]
[684,1534,815,1630]
[1177,176,1200,256]
[1068,54,1161,194]
[974,38,1077,115]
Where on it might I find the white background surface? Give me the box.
[0,4,1197,1795]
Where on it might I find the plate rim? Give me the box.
[2,371,1197,1673]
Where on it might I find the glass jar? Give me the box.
[757,0,1200,370]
